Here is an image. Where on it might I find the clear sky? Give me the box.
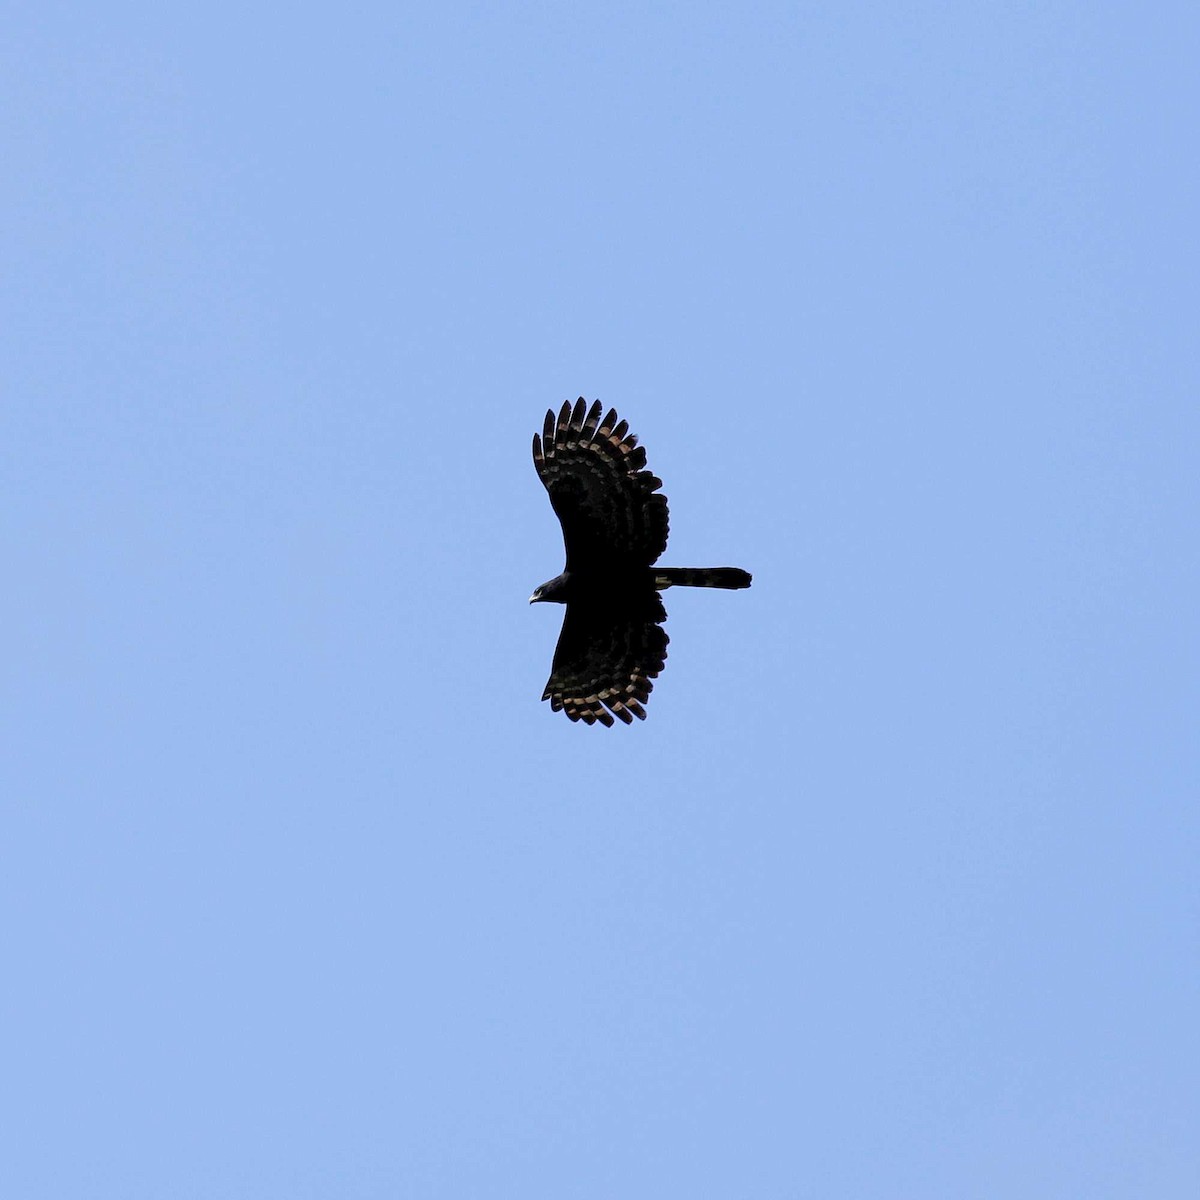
[2,3,1196,1197]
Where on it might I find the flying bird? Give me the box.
[530,398,751,726]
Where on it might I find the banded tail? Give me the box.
[653,567,752,590]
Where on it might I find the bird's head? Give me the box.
[529,574,569,604]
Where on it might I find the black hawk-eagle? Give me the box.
[530,398,751,726]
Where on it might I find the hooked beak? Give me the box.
[528,592,538,604]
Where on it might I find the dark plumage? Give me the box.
[530,398,751,726]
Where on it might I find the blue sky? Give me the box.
[2,3,1196,1197]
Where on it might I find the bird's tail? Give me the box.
[653,567,752,590]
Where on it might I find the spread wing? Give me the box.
[532,398,670,569]
[542,592,669,726]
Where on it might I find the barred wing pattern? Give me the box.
[542,594,669,727]
[531,399,750,727]
[532,398,669,568]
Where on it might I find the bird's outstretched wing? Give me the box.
[542,593,669,726]
[532,398,669,569]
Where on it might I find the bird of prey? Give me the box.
[530,398,751,726]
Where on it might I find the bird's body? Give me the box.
[530,398,751,726]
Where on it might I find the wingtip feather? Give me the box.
[582,400,602,439]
